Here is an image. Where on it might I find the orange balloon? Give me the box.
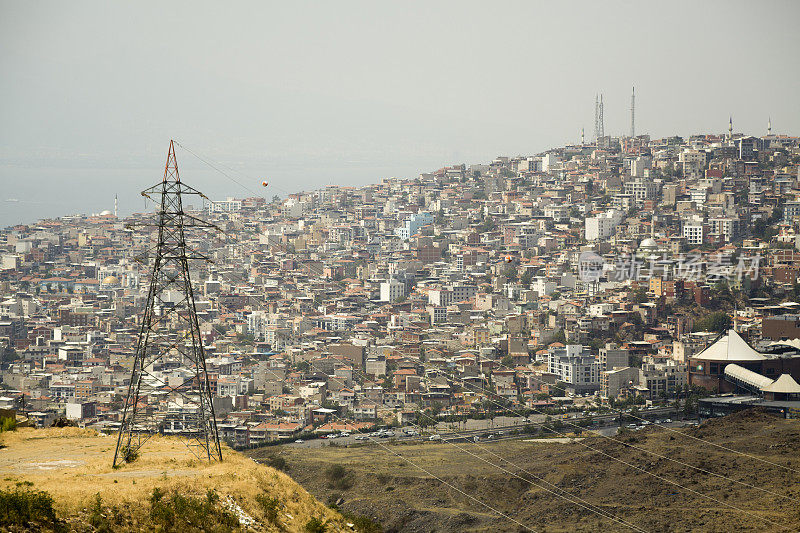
[261,181,269,187]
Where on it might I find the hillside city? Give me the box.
[2,126,800,448]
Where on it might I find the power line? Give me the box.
[325,411,536,532]
[494,361,800,477]
[435,368,796,530]
[329,366,648,532]
[174,140,294,198]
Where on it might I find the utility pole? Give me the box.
[114,140,222,466]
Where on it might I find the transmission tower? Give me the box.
[114,140,222,466]
[594,93,605,141]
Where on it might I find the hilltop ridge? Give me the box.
[0,427,347,532]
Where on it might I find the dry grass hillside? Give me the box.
[0,427,348,532]
[252,410,800,532]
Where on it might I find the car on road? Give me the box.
[294,439,304,443]
[340,432,350,437]
[663,418,672,423]
[354,435,368,440]
[429,434,441,441]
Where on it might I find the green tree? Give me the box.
[693,311,731,333]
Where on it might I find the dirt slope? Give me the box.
[0,427,347,531]
[251,410,800,532]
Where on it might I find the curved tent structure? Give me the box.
[761,374,800,394]
[693,329,767,361]
[723,363,774,393]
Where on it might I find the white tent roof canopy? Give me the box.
[694,329,767,361]
[762,374,800,394]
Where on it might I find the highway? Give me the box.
[283,407,696,449]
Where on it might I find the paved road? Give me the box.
[282,410,697,449]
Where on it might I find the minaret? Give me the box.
[728,116,733,141]
[114,195,118,218]
[768,117,772,136]
[599,94,604,139]
[581,127,585,146]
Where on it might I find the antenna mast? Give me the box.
[630,87,635,138]
[594,94,605,142]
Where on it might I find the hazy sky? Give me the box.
[1,1,798,226]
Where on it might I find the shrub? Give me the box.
[305,517,327,533]
[255,493,280,523]
[50,417,77,428]
[121,445,139,464]
[328,503,383,533]
[88,493,119,532]
[264,455,288,471]
[149,487,239,532]
[0,486,59,528]
[325,464,353,491]
[0,416,17,433]
[346,513,383,533]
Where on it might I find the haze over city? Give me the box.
[2,1,799,227]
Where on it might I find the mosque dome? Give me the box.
[639,237,657,249]
[102,275,119,286]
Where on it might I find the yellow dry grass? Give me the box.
[0,427,346,532]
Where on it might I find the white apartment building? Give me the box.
[624,178,657,204]
[547,344,601,392]
[428,284,478,306]
[544,205,570,222]
[531,276,557,297]
[682,220,705,245]
[380,279,406,302]
[629,156,651,177]
[690,186,709,207]
[205,197,242,214]
[542,153,561,172]
[585,209,623,241]
[709,217,739,242]
[395,212,434,240]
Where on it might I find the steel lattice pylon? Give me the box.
[114,140,222,466]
